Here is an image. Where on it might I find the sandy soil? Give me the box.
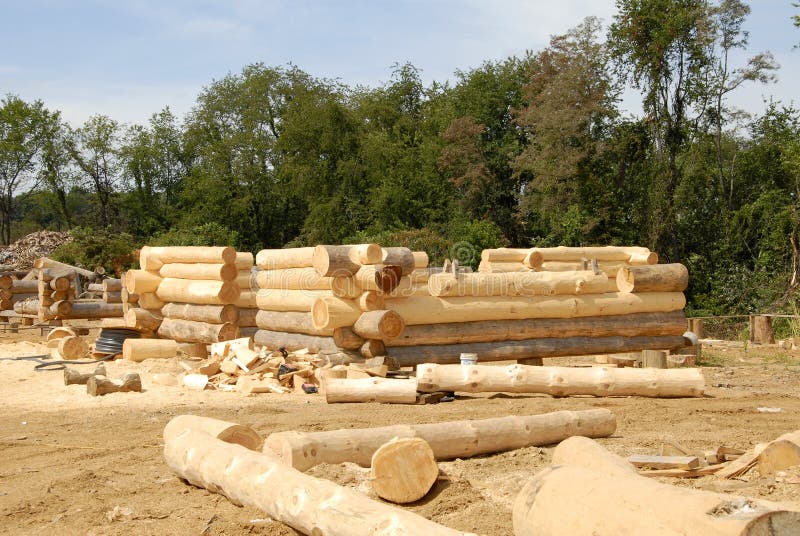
[2,327,800,535]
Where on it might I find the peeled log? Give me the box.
[481,248,532,263]
[347,243,383,265]
[255,267,332,290]
[371,438,438,504]
[313,245,362,277]
[358,291,385,311]
[387,335,687,366]
[235,290,257,308]
[159,263,238,281]
[255,247,315,270]
[264,408,616,471]
[413,251,429,268]
[163,424,473,536]
[539,261,628,273]
[157,317,238,344]
[122,338,179,362]
[163,415,263,451]
[139,245,236,270]
[156,278,240,305]
[125,270,162,294]
[255,310,333,336]
[478,261,533,273]
[138,292,165,310]
[330,276,361,299]
[513,436,800,536]
[255,289,329,312]
[33,257,97,279]
[311,296,362,329]
[332,327,366,350]
[617,263,689,293]
[254,329,343,354]
[527,246,657,264]
[385,311,686,346]
[417,363,704,398]
[237,308,258,328]
[125,307,163,331]
[325,377,418,404]
[161,302,238,324]
[428,271,609,297]
[353,310,405,339]
[14,299,39,315]
[385,292,685,326]
[381,247,415,275]
[11,280,39,294]
[235,251,254,269]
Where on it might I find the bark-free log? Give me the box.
[139,245,236,270]
[255,267,333,290]
[163,425,473,536]
[253,329,343,354]
[381,247,415,275]
[617,263,689,293]
[237,307,258,328]
[264,409,616,471]
[353,310,405,339]
[527,246,657,264]
[161,302,238,324]
[385,292,686,326]
[61,301,123,319]
[235,290,257,308]
[162,414,263,452]
[513,436,800,536]
[13,299,39,315]
[255,289,329,312]
[159,263,238,281]
[371,437,438,504]
[358,290,385,311]
[11,280,39,293]
[325,377,418,404]
[137,292,165,310]
[757,430,800,476]
[235,251,254,270]
[122,338,179,362]
[124,269,162,294]
[478,261,533,273]
[312,245,362,277]
[124,307,163,331]
[481,248,532,263]
[360,339,386,359]
[413,251,429,268]
[33,257,97,279]
[87,373,142,396]
[387,335,687,366]
[156,278,240,305]
[428,271,609,297]
[311,296,362,329]
[416,363,704,397]
[56,336,89,360]
[330,276,361,298]
[385,311,686,346]
[255,247,315,270]
[157,318,238,344]
[539,261,628,273]
[254,310,334,336]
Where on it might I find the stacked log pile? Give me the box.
[0,272,38,311]
[234,252,258,338]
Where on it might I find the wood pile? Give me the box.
[0,271,38,311]
[0,230,72,269]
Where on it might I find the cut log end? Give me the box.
[371,437,439,504]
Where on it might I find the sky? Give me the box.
[1,0,797,126]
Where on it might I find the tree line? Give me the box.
[1,0,798,316]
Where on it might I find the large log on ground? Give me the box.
[139,246,236,270]
[311,296,362,329]
[125,307,163,331]
[235,289,257,308]
[385,292,685,326]
[255,310,334,336]
[353,310,405,339]
[265,408,616,471]
[161,302,238,324]
[163,422,473,536]
[255,289,329,312]
[157,317,238,344]
[387,335,687,365]
[33,257,97,279]
[325,377,418,404]
[428,271,609,297]
[385,311,686,346]
[526,246,657,265]
[122,338,179,361]
[156,278,240,305]
[124,269,162,294]
[417,363,704,397]
[159,263,238,281]
[254,329,342,353]
[255,247,315,270]
[513,436,800,536]
[617,263,689,293]
[60,301,124,318]
[371,437,438,504]
[381,247,415,275]
[757,430,800,476]
[255,267,332,290]
[163,415,263,451]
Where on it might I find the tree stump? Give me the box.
[750,315,774,344]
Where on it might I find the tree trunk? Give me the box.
[124,307,163,331]
[311,296,362,329]
[353,310,405,339]
[102,278,122,292]
[139,246,236,270]
[59,301,123,318]
[124,269,162,294]
[381,247,415,275]
[159,263,238,281]
[312,245,364,277]
[750,315,774,344]
[371,437,438,504]
[255,247,315,270]
[428,271,609,297]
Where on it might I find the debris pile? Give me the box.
[0,231,72,269]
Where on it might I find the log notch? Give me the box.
[162,415,264,451]
[416,364,704,398]
[332,327,366,350]
[381,247,415,275]
[325,377,418,404]
[139,245,236,270]
[428,271,609,297]
[124,269,162,294]
[159,263,238,281]
[526,246,657,264]
[617,263,689,293]
[255,289,329,312]
[123,338,179,362]
[125,308,163,331]
[87,373,142,396]
[750,315,775,344]
[255,267,333,290]
[255,247,315,270]
[641,349,668,369]
[386,335,688,366]
[353,310,405,339]
[371,437,438,504]
[156,278,240,305]
[157,318,238,344]
[412,251,429,268]
[163,420,474,536]
[311,296,362,329]
[264,409,616,471]
[353,265,404,293]
[161,303,238,324]
[512,436,800,536]
[255,310,333,336]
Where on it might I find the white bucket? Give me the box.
[460,352,478,366]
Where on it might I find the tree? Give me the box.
[0,95,58,243]
[69,115,121,228]
[38,117,74,226]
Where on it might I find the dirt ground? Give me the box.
[2,327,800,535]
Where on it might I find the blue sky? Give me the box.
[1,0,797,126]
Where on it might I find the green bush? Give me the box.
[51,227,140,275]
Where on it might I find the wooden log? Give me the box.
[353,310,405,339]
[124,269,162,294]
[49,276,71,291]
[265,408,616,471]
[161,302,238,324]
[50,300,72,316]
[385,311,686,346]
[124,308,163,331]
[47,326,76,342]
[371,437,438,504]
[360,339,386,359]
[60,301,123,319]
[348,243,383,265]
[311,296,362,329]
[254,310,333,336]
[513,436,800,536]
[237,307,257,328]
[162,415,263,451]
[527,246,657,264]
[13,299,39,315]
[617,263,689,293]
[642,349,668,368]
[750,315,774,344]
[56,336,89,360]
[33,257,97,279]
[63,364,106,385]
[163,422,472,536]
[137,292,165,310]
[103,291,121,303]
[688,318,704,338]
[254,329,343,354]
[157,318,238,344]
[236,272,253,291]
[87,283,103,292]
[10,292,37,303]
[235,251,254,269]
[255,267,333,290]
[159,263,238,281]
[102,278,122,292]
[255,247,315,270]
[428,271,609,297]
[122,338,179,362]
[385,292,685,326]
[330,276,361,298]
[412,251,429,268]
[235,289,257,308]
[177,342,209,358]
[358,290,385,311]
[11,280,39,293]
[325,377,418,404]
[757,430,800,476]
[156,278,240,305]
[312,245,362,277]
[0,289,11,301]
[416,363,704,397]
[381,247,415,275]
[481,248,532,263]
[87,373,142,396]
[139,245,236,270]
[353,265,404,293]
[0,274,12,289]
[332,327,365,350]
[255,289,328,312]
[539,261,629,273]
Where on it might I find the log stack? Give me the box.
[234,252,258,338]
[0,272,38,312]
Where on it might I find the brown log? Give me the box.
[312,245,362,277]
[34,258,97,279]
[0,274,12,289]
[103,291,122,303]
[358,290,385,311]
[102,278,122,292]
[381,247,415,275]
[61,301,123,319]
[56,336,89,360]
[10,292,37,303]
[49,276,72,292]
[353,310,405,339]
[428,271,609,297]
[360,339,386,359]
[161,302,238,324]
[255,247,315,270]
[87,373,142,396]
[416,363,704,397]
[750,315,774,344]
[157,317,238,344]
[387,335,688,366]
[50,300,72,316]
[237,307,258,328]
[11,280,39,293]
[255,289,328,312]
[254,329,343,354]
[159,263,238,281]
[124,308,163,331]
[254,310,333,336]
[413,251,429,268]
[124,269,162,294]
[265,409,616,471]
[156,278,240,305]
[325,377,418,404]
[311,296,362,329]
[163,420,471,536]
[332,327,366,350]
[63,364,106,385]
[122,338,178,362]
[371,438,438,504]
[617,263,689,293]
[139,245,236,270]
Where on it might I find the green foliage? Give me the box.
[51,227,139,274]
[150,223,240,249]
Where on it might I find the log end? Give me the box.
[370,437,439,504]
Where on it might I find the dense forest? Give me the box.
[1,1,798,316]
